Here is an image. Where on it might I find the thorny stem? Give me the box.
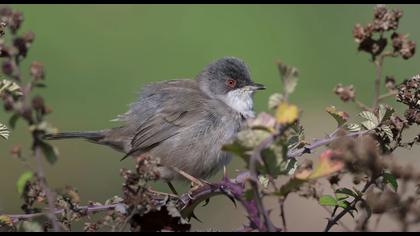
[279,199,287,232]
[287,130,370,159]
[8,204,121,222]
[324,177,377,232]
[33,146,61,232]
[320,205,352,231]
[249,134,277,232]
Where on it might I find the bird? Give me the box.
[44,56,265,186]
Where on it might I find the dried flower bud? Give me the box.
[22,31,35,44]
[0,7,12,18]
[13,37,28,58]
[22,107,33,122]
[8,10,23,34]
[385,75,396,90]
[391,32,416,60]
[397,74,419,108]
[32,95,46,114]
[358,37,387,57]
[3,98,13,111]
[30,61,45,80]
[10,144,22,158]
[0,21,6,37]
[372,4,403,32]
[334,84,356,102]
[390,115,405,131]
[0,45,11,58]
[404,108,420,125]
[1,59,14,75]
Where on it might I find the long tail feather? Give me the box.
[43,131,104,142]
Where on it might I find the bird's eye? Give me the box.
[226,79,236,88]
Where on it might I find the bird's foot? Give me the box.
[147,188,178,198]
[171,166,210,189]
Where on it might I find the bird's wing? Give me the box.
[121,79,212,156]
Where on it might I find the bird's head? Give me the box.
[196,56,265,118]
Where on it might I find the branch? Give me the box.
[248,134,278,232]
[373,51,397,109]
[287,130,370,159]
[323,177,376,232]
[7,203,121,223]
[377,90,397,102]
[33,145,61,232]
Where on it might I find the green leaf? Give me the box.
[0,122,10,140]
[361,120,378,130]
[319,195,337,206]
[337,200,350,209]
[0,79,23,96]
[39,141,59,165]
[268,93,284,110]
[275,178,304,197]
[9,114,19,130]
[16,171,33,195]
[335,193,349,201]
[383,172,398,192]
[325,106,349,126]
[381,126,394,141]
[258,175,269,188]
[285,158,297,175]
[276,60,299,96]
[260,148,283,177]
[19,221,43,232]
[335,188,358,198]
[244,189,254,200]
[346,123,362,132]
[378,104,395,122]
[359,111,379,127]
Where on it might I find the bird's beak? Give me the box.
[249,82,266,91]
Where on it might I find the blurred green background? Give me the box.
[1,4,419,231]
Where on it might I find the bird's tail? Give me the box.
[43,131,105,142]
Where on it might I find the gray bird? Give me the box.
[45,57,265,183]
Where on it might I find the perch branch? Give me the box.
[287,130,370,159]
[7,204,121,223]
[33,145,61,232]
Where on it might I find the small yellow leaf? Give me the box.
[296,149,344,180]
[0,215,13,226]
[275,102,299,124]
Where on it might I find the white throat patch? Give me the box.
[221,88,255,119]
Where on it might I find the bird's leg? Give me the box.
[223,165,228,179]
[148,188,178,198]
[171,166,209,188]
[166,181,179,196]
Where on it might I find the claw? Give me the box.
[202,198,210,207]
[190,212,202,223]
[171,167,207,188]
[220,186,237,208]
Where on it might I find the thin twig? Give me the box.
[324,177,376,232]
[373,56,384,109]
[33,145,61,232]
[320,205,352,231]
[373,51,397,109]
[287,130,369,159]
[249,134,277,232]
[354,99,372,111]
[8,203,121,222]
[279,199,287,232]
[377,91,397,102]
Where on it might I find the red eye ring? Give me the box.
[226,79,236,88]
